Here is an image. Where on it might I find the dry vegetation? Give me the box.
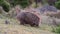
[0,14,56,34]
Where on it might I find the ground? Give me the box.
[0,14,56,34]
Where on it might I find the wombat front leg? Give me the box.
[20,20,25,25]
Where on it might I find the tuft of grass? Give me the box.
[52,26,60,34]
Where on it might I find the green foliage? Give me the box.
[20,0,29,8]
[0,0,10,12]
[52,26,60,34]
[10,0,29,8]
[55,1,60,9]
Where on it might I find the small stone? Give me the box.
[5,20,10,24]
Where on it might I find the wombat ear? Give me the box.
[16,8,21,14]
[15,5,21,14]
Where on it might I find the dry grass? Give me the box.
[0,17,56,34]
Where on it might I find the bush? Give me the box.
[0,0,10,12]
[6,0,32,8]
[2,1,10,12]
[55,1,60,9]
[52,26,60,34]
[20,0,29,8]
[10,0,29,8]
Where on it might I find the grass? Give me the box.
[0,15,55,34]
[0,14,56,34]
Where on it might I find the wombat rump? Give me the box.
[16,12,40,27]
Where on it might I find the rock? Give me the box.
[40,15,60,26]
[5,20,10,24]
[45,11,60,19]
[38,5,57,14]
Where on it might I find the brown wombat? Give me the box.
[16,12,40,27]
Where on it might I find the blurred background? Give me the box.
[0,0,60,34]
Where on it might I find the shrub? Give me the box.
[20,0,29,8]
[55,1,60,9]
[52,26,60,34]
[9,0,30,8]
[0,0,10,12]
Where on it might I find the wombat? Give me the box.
[16,12,40,27]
